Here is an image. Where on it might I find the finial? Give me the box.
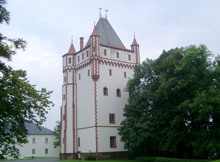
[134,32,135,38]
[71,36,73,43]
[94,21,96,26]
[105,9,108,19]
[99,7,102,18]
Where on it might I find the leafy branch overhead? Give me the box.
[0,0,54,158]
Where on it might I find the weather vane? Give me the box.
[105,9,108,19]
[71,36,73,43]
[99,7,102,18]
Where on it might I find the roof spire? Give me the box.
[67,38,76,54]
[131,34,139,46]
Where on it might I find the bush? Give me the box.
[135,157,211,162]
[136,157,157,162]
[84,151,96,160]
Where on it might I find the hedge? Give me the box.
[135,157,211,162]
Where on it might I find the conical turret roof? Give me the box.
[85,18,125,49]
[131,37,139,46]
[67,42,76,54]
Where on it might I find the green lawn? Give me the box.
[58,160,135,162]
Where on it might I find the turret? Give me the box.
[131,36,140,64]
[90,26,100,81]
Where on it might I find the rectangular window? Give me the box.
[68,58,71,64]
[45,148,48,154]
[45,138,48,143]
[88,70,90,76]
[78,137,80,147]
[79,74,81,80]
[87,51,89,57]
[78,55,80,62]
[109,114,115,124]
[82,53,84,60]
[128,54,131,61]
[117,52,119,58]
[32,138,35,144]
[103,87,108,96]
[117,88,121,97]
[104,49,107,56]
[63,95,65,100]
[124,72,126,78]
[109,69,112,76]
[110,136,116,148]
[32,149,35,155]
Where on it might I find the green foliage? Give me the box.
[84,151,96,160]
[53,120,60,148]
[135,157,211,162]
[0,0,54,158]
[119,45,220,159]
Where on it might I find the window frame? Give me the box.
[45,138,48,144]
[124,72,126,78]
[32,149,35,155]
[109,113,115,124]
[45,148,48,154]
[109,69,112,76]
[116,88,121,97]
[103,87,108,96]
[110,136,116,148]
[32,138,36,144]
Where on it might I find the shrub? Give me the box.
[135,157,211,162]
[84,151,96,160]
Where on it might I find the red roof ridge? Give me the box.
[67,42,76,54]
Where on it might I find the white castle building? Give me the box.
[60,16,140,160]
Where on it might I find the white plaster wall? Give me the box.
[98,127,125,152]
[76,65,95,129]
[16,135,59,157]
[77,128,96,153]
[66,83,73,153]
[100,46,136,64]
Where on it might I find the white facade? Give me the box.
[16,134,59,158]
[60,17,140,160]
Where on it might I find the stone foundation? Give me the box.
[59,153,77,160]
[60,151,128,160]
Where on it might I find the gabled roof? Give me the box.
[25,123,53,135]
[85,18,125,49]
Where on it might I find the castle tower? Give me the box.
[60,17,140,160]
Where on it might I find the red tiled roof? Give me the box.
[67,42,76,54]
[131,37,139,46]
[91,26,99,36]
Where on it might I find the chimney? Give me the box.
[80,37,84,50]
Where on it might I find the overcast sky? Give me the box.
[2,0,220,130]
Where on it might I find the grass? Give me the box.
[58,160,135,162]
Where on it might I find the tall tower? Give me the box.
[60,17,140,160]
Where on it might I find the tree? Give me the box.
[53,121,60,148]
[0,0,54,158]
[118,45,220,159]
